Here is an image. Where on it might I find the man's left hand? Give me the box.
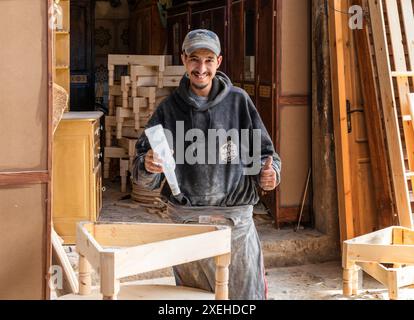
[260,156,277,191]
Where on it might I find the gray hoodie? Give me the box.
[132,71,281,207]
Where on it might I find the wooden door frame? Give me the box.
[0,0,53,299]
[274,0,312,228]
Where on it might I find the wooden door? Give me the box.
[167,11,190,65]
[0,0,52,299]
[132,7,151,54]
[341,0,383,236]
[256,0,277,220]
[210,6,227,73]
[229,0,244,86]
[242,0,257,102]
[328,0,380,241]
[70,0,95,111]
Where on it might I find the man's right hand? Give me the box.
[144,149,164,174]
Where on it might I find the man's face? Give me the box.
[181,48,223,93]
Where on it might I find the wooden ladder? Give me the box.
[368,0,414,228]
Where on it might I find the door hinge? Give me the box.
[346,100,364,133]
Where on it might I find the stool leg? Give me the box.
[388,270,399,300]
[101,253,119,300]
[79,253,92,296]
[352,266,359,296]
[102,280,120,300]
[120,159,128,193]
[215,253,231,300]
[343,267,353,297]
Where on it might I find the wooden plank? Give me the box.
[385,1,414,224]
[393,227,404,245]
[114,228,231,278]
[108,54,172,68]
[100,251,119,300]
[346,243,414,265]
[328,0,355,241]
[409,94,414,132]
[396,266,414,287]
[109,85,122,96]
[104,147,127,159]
[0,171,49,185]
[357,262,388,285]
[132,75,182,87]
[76,222,103,271]
[129,97,148,110]
[368,0,413,228]
[52,229,79,294]
[352,0,395,228]
[94,222,217,247]
[402,228,414,245]
[345,226,393,245]
[130,65,185,77]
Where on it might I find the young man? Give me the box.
[132,29,281,300]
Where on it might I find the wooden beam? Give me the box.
[113,228,231,279]
[278,95,310,106]
[368,0,413,228]
[328,0,355,241]
[352,0,395,228]
[0,171,49,185]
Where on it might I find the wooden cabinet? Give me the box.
[167,2,192,65]
[167,0,228,73]
[228,0,278,221]
[53,112,104,244]
[191,0,228,73]
[54,0,71,107]
[129,0,167,55]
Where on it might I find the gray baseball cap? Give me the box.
[182,29,221,57]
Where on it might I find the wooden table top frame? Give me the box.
[75,221,231,300]
[343,226,414,299]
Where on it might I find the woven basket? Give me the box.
[53,83,69,134]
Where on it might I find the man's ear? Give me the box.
[181,53,187,65]
[217,55,223,68]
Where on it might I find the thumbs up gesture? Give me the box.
[260,156,277,191]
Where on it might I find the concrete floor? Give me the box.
[60,178,414,300]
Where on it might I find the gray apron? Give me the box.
[167,202,267,300]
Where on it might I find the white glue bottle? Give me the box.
[145,125,181,196]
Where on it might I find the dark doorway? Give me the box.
[70,0,95,111]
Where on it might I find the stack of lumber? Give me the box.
[328,0,414,300]
[104,54,185,204]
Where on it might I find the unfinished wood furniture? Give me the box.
[343,227,414,300]
[68,221,231,300]
[368,0,414,229]
[107,55,173,118]
[53,112,104,244]
[108,54,173,87]
[0,0,53,299]
[53,0,70,108]
[51,229,79,296]
[105,55,180,195]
